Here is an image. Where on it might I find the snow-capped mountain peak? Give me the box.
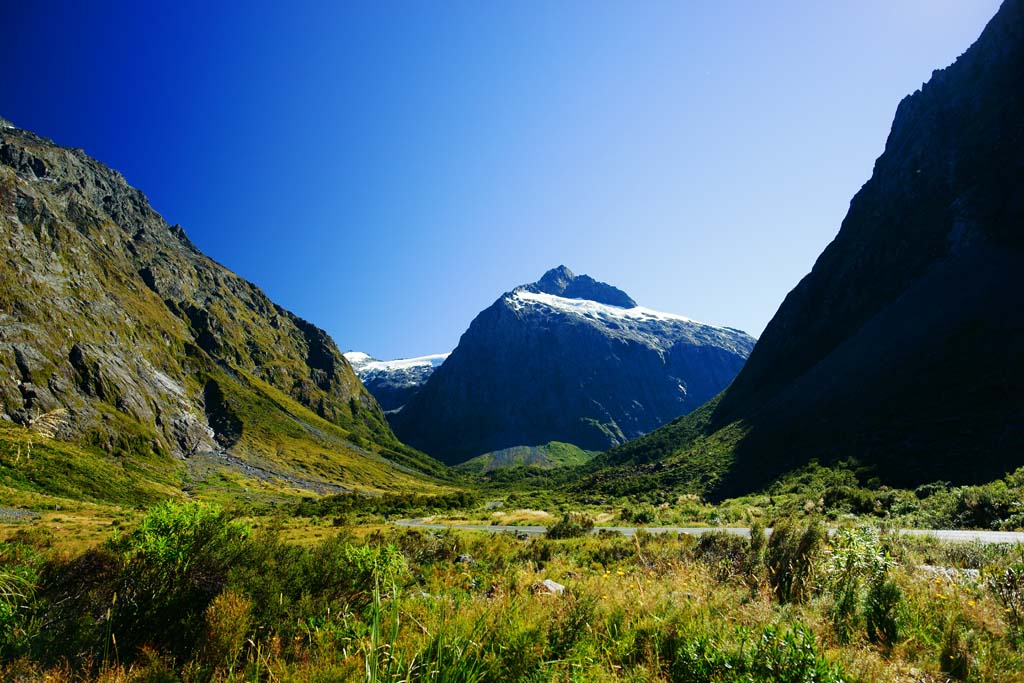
[345,351,449,374]
[391,266,758,464]
[505,284,751,355]
[344,351,450,412]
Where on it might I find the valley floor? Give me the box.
[2,502,1024,683]
[395,517,1024,545]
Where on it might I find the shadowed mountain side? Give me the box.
[589,0,1024,498]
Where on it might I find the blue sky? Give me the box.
[3,1,1002,359]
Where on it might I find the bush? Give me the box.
[621,503,658,524]
[669,624,844,683]
[864,576,902,647]
[546,513,595,539]
[764,519,825,604]
[942,541,1012,570]
[392,528,463,565]
[988,562,1024,642]
[817,527,897,643]
[694,532,749,582]
[109,501,250,660]
[33,501,250,666]
[0,565,34,657]
[294,490,480,518]
[32,546,122,667]
[912,471,1024,530]
[201,589,252,673]
[745,520,770,585]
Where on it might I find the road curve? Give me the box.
[394,519,1024,544]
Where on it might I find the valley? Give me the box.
[1,0,1022,681]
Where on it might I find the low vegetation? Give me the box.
[3,421,1023,681]
[2,501,1024,682]
[293,491,480,520]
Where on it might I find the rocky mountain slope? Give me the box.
[590,0,1024,498]
[343,351,449,411]
[0,117,444,501]
[392,266,755,465]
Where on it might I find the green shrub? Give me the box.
[0,564,35,657]
[111,501,250,659]
[581,535,635,566]
[33,501,250,666]
[818,527,897,643]
[32,546,121,667]
[392,528,463,565]
[988,561,1024,643]
[823,485,876,515]
[942,541,1012,570]
[694,532,749,582]
[344,543,408,589]
[748,625,844,683]
[744,520,767,585]
[669,624,844,683]
[864,576,902,647]
[295,490,480,518]
[911,470,1024,530]
[621,503,658,524]
[546,512,595,539]
[764,519,825,603]
[201,589,252,673]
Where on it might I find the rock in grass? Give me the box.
[532,579,565,595]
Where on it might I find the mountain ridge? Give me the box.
[343,351,450,412]
[392,267,756,465]
[589,0,1024,498]
[0,117,445,500]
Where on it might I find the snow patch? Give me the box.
[344,351,450,375]
[512,290,723,329]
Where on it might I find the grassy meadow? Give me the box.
[3,421,1024,682]
[2,498,1024,682]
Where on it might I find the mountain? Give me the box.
[391,266,756,465]
[457,441,597,474]
[0,118,444,503]
[591,0,1024,498]
[343,351,449,411]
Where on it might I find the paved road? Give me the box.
[395,519,1024,544]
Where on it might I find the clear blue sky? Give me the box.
[3,1,1002,359]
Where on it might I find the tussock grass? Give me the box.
[2,506,1023,681]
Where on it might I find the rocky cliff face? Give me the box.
[0,119,440,492]
[343,351,449,411]
[597,0,1024,496]
[392,266,755,465]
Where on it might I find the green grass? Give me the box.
[0,422,182,509]
[4,504,1024,682]
[572,397,748,500]
[206,366,449,494]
